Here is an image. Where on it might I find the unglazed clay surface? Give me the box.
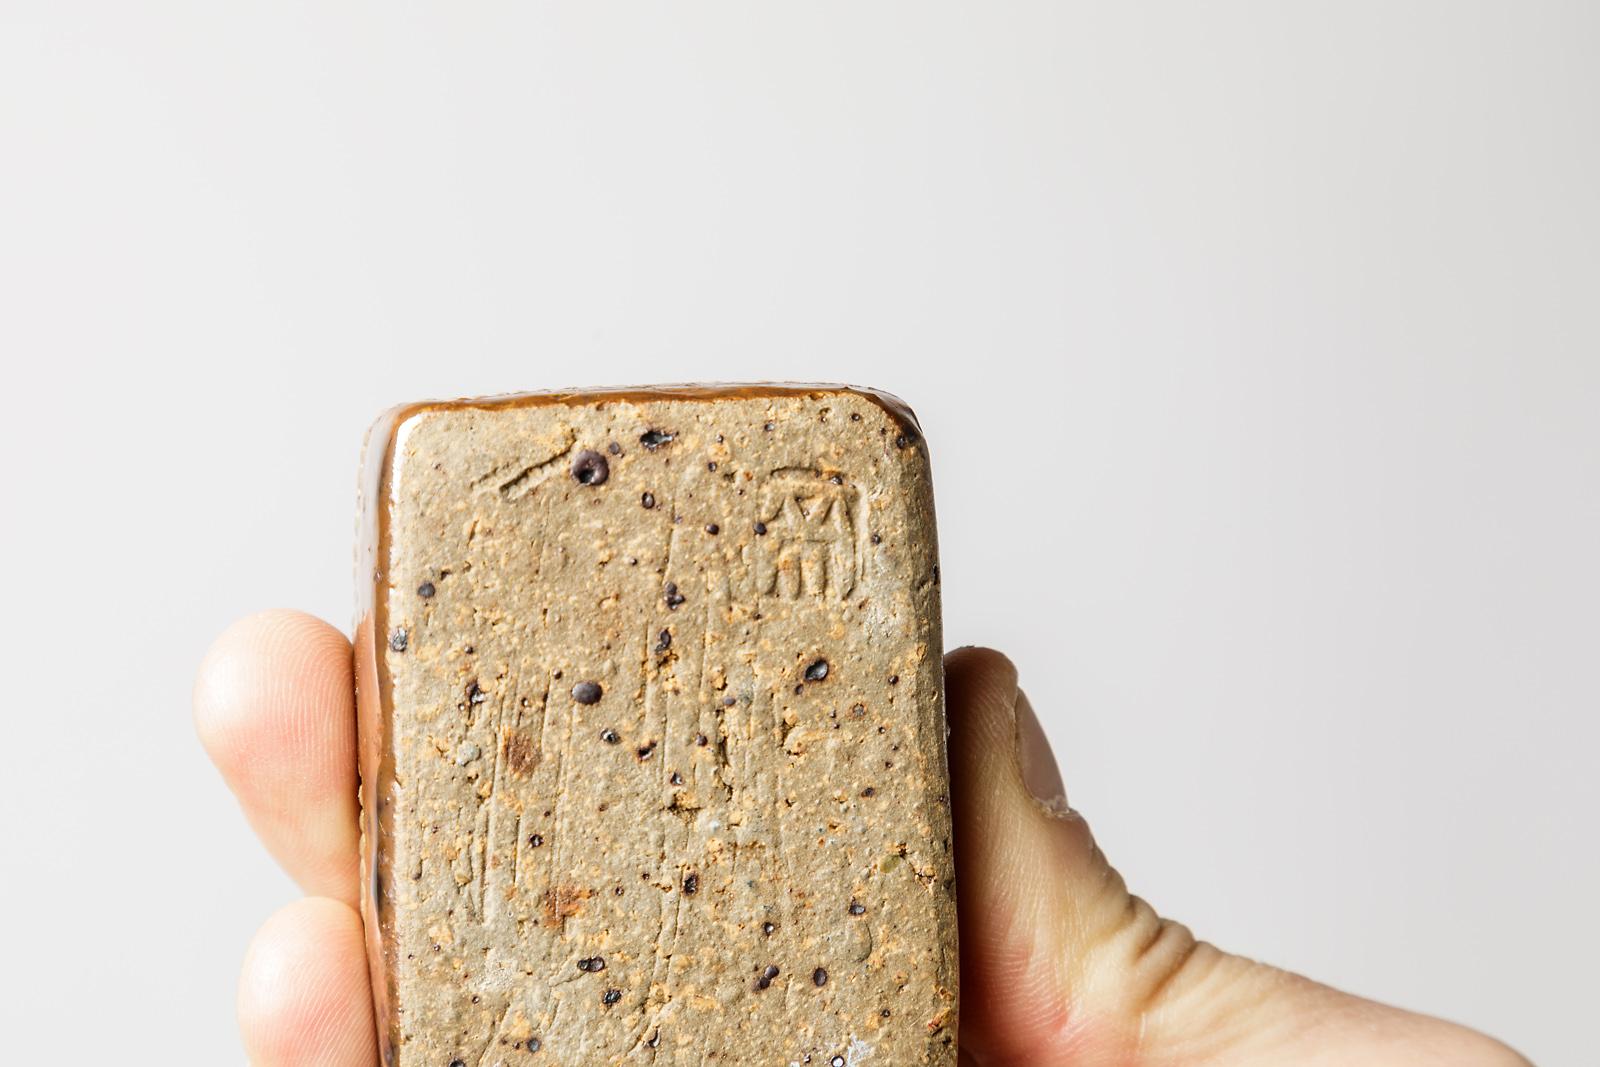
[356,385,956,1066]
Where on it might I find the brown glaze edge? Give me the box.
[362,381,921,481]
[356,403,404,1067]
[354,382,928,1066]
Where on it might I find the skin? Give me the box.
[195,610,1532,1066]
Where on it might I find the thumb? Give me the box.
[944,646,1530,1067]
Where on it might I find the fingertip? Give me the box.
[194,609,360,902]
[943,645,1018,691]
[238,897,377,1067]
[943,646,1021,747]
[194,610,353,782]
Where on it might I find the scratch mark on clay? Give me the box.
[474,1001,513,1067]
[476,430,577,500]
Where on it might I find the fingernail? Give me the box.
[1015,689,1072,818]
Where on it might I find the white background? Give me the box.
[2,3,1595,1063]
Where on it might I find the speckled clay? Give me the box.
[356,384,957,1066]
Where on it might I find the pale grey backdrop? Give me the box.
[1,3,1595,1063]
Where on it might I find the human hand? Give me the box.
[195,610,1529,1065]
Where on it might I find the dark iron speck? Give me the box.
[388,628,408,652]
[571,680,603,705]
[417,581,436,598]
[803,659,829,682]
[641,491,656,509]
[640,429,675,450]
[571,450,610,486]
[813,967,828,987]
